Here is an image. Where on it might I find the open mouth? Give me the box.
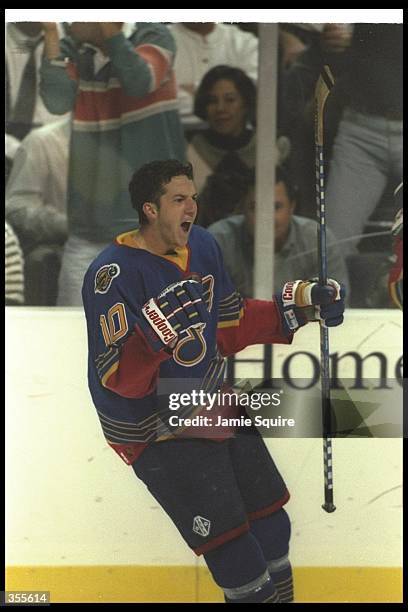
[181,221,192,233]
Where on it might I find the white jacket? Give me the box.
[169,23,258,126]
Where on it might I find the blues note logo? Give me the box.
[94,264,120,294]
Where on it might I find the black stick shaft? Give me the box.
[314,66,336,513]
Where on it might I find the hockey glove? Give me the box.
[275,279,346,336]
[140,278,209,352]
[388,187,403,308]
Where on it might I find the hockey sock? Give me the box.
[249,509,294,602]
[267,556,294,603]
[204,531,279,603]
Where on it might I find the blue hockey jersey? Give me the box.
[82,225,290,463]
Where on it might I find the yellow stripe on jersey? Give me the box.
[217,290,244,328]
[219,293,240,307]
[116,230,139,247]
[101,361,120,387]
[162,247,189,271]
[217,308,244,328]
[115,230,189,271]
[389,280,402,310]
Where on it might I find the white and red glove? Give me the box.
[388,239,403,309]
[139,278,210,352]
[275,278,346,335]
[389,202,403,309]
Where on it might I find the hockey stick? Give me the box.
[314,65,336,513]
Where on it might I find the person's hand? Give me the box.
[320,24,352,54]
[279,29,307,68]
[275,278,346,335]
[140,278,210,352]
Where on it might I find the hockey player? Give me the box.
[82,159,346,603]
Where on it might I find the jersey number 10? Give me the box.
[100,302,129,346]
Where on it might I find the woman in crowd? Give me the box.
[187,65,257,226]
[188,65,289,227]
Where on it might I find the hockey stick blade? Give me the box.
[314,65,335,147]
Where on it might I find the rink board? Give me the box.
[5,308,403,603]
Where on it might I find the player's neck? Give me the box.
[134,228,177,256]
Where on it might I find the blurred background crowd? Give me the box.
[5,20,403,309]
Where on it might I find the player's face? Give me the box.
[274,181,295,251]
[205,79,247,137]
[156,175,198,250]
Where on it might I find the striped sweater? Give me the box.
[40,23,186,242]
[5,222,24,305]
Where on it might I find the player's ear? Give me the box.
[143,201,159,221]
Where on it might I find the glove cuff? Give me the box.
[141,298,178,351]
[282,279,318,307]
[275,291,307,335]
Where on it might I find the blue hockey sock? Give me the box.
[249,509,294,602]
[267,556,294,603]
[204,531,279,603]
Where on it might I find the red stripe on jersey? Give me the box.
[247,491,291,522]
[103,326,172,398]
[74,76,177,123]
[109,442,148,465]
[135,43,172,88]
[217,298,293,357]
[193,522,250,556]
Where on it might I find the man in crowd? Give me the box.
[40,22,185,305]
[208,166,349,299]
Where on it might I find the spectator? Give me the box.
[188,65,289,226]
[278,24,353,218]
[197,153,256,228]
[278,27,307,69]
[197,137,289,228]
[6,117,70,255]
[208,166,349,299]
[39,22,186,306]
[5,117,70,306]
[6,22,69,179]
[187,65,256,208]
[5,221,25,305]
[168,23,258,129]
[325,24,403,255]
[279,23,353,132]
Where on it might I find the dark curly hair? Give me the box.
[193,65,257,126]
[129,159,194,226]
[197,153,253,227]
[197,161,299,227]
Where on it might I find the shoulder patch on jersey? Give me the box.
[94,264,120,294]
